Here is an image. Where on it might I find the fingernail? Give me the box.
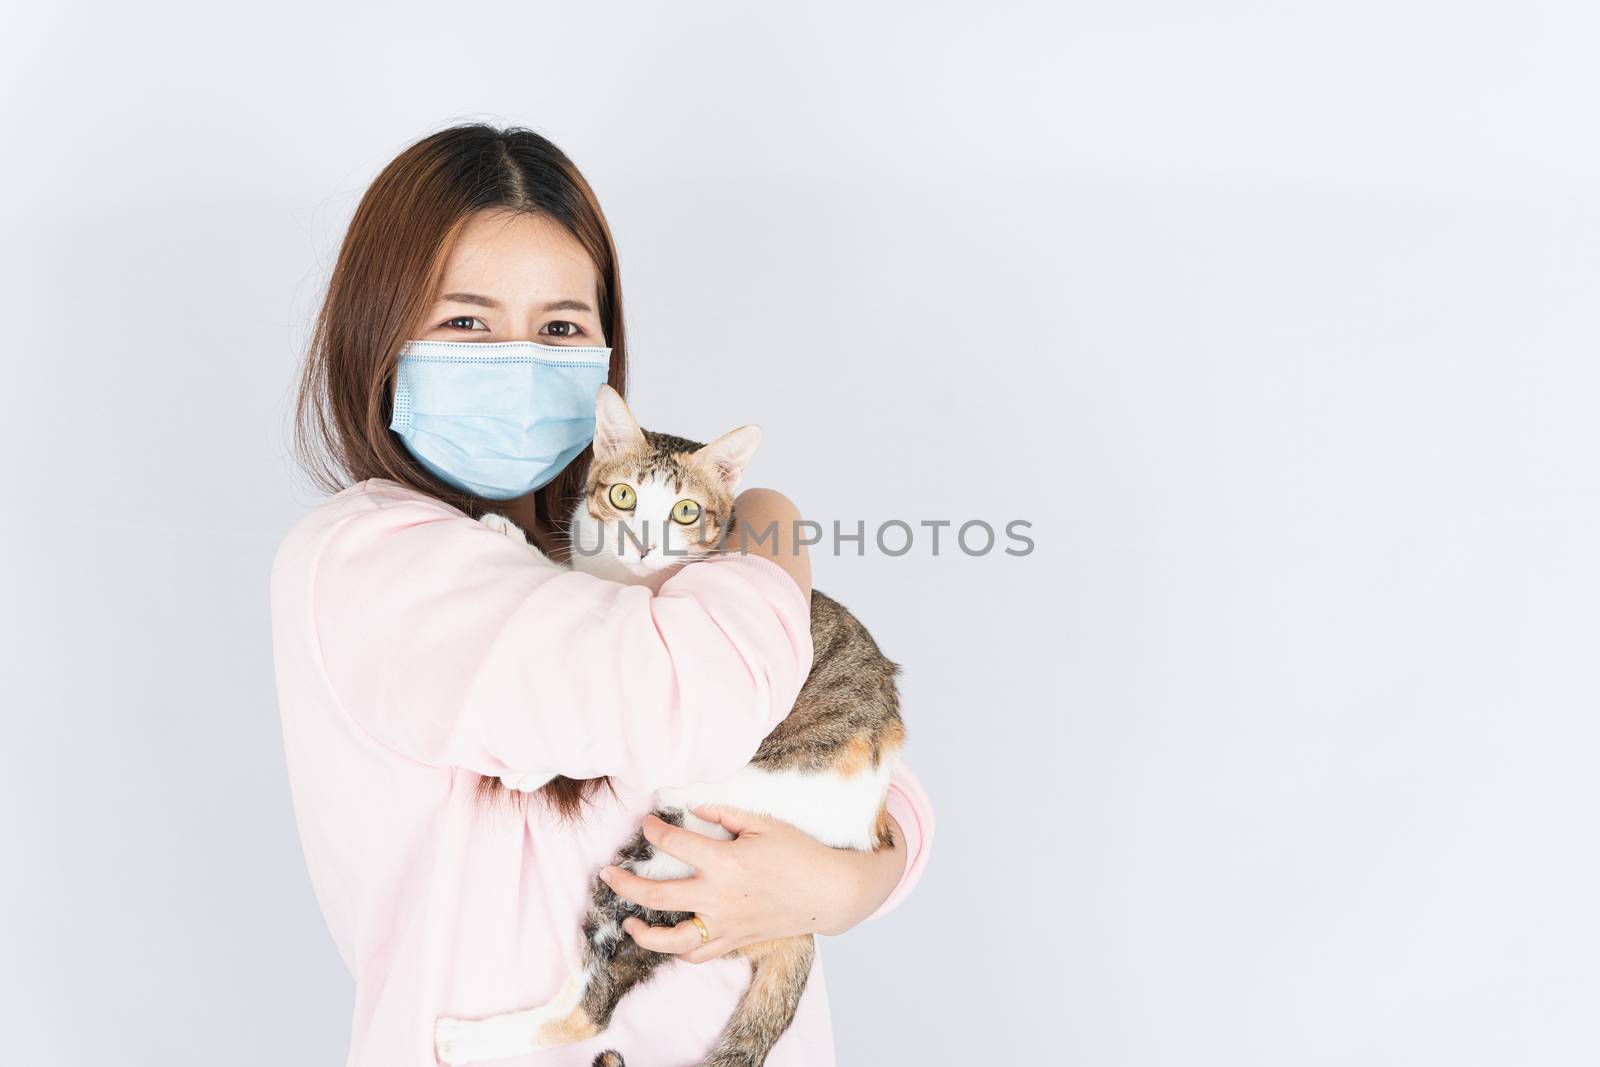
[599,866,616,882]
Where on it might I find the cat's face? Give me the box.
[567,385,760,586]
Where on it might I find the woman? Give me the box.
[270,123,934,1067]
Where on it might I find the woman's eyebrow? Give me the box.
[439,291,499,308]
[438,292,593,313]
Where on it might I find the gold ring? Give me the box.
[691,914,709,945]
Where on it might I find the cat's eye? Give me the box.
[608,483,636,510]
[671,499,702,525]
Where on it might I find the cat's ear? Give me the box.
[592,384,645,459]
[693,425,762,491]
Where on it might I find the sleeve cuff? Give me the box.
[864,760,935,923]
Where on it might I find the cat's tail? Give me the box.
[591,1053,624,1067]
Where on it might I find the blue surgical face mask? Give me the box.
[389,339,613,500]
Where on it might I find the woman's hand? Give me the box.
[597,805,907,963]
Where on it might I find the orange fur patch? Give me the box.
[832,721,906,777]
[882,717,906,750]
[833,734,878,776]
[735,936,814,1016]
[536,1008,598,1047]
[738,936,809,968]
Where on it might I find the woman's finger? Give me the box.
[691,803,779,838]
[599,865,698,914]
[642,813,728,869]
[681,937,740,965]
[622,915,720,957]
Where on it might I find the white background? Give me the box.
[5,2,1598,1064]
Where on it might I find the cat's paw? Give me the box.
[481,513,565,569]
[433,1017,474,1066]
[479,512,528,544]
[500,771,556,794]
[434,1015,530,1066]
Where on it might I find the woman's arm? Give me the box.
[600,760,937,960]
[300,484,814,789]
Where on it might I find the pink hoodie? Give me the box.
[269,478,934,1066]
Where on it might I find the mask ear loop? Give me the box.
[390,360,415,433]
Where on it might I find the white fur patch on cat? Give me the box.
[660,757,895,852]
[568,472,716,585]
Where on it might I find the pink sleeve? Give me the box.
[309,493,815,790]
[864,760,936,922]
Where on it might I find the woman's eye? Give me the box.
[608,483,636,510]
[542,321,583,338]
[671,499,702,525]
[442,316,488,332]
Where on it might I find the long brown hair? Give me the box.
[292,122,627,818]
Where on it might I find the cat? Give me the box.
[433,384,905,1067]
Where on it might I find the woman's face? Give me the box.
[411,209,604,346]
